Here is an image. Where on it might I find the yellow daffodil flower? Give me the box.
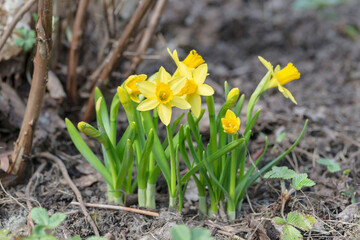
[258,56,300,104]
[123,74,147,103]
[227,88,239,101]
[221,110,240,135]
[167,48,205,69]
[136,67,191,126]
[167,49,214,117]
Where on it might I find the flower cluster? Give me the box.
[119,49,214,126]
[66,48,306,220]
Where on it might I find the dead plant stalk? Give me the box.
[126,0,168,76]
[66,0,90,103]
[10,0,53,179]
[83,0,154,122]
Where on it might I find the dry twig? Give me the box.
[66,0,90,103]
[70,201,160,217]
[0,0,37,52]
[126,0,168,76]
[36,152,100,236]
[10,0,53,179]
[83,0,154,122]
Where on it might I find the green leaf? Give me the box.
[33,13,38,21]
[32,225,47,236]
[171,225,191,240]
[94,88,110,136]
[39,235,57,240]
[273,217,286,225]
[31,207,49,225]
[23,37,36,51]
[276,131,287,143]
[264,166,297,180]
[15,37,26,47]
[86,237,108,240]
[65,118,113,187]
[191,227,214,240]
[287,211,316,231]
[291,173,315,190]
[48,213,66,229]
[14,27,28,36]
[281,224,303,240]
[181,138,244,182]
[66,237,81,240]
[317,159,341,173]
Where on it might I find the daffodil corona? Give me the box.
[221,110,240,135]
[124,74,147,103]
[136,67,190,126]
[258,56,300,104]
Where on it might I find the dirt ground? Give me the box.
[1,0,360,239]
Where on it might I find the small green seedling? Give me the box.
[14,28,36,51]
[273,212,316,240]
[265,166,316,240]
[25,207,66,240]
[317,158,341,173]
[0,229,12,240]
[20,207,106,240]
[276,131,287,143]
[171,225,214,240]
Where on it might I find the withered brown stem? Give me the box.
[82,0,154,122]
[10,0,53,179]
[126,0,168,76]
[66,0,90,103]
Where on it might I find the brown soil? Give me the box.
[1,0,360,239]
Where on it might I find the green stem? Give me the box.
[110,93,120,146]
[205,96,218,175]
[108,188,123,204]
[199,196,207,215]
[146,183,156,209]
[209,203,218,218]
[138,188,146,207]
[169,197,176,210]
[176,145,182,212]
[166,125,176,208]
[246,71,271,123]
[228,134,238,216]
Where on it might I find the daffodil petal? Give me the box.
[129,94,140,103]
[274,65,281,74]
[193,63,208,85]
[282,87,297,104]
[178,62,193,80]
[188,94,201,117]
[172,96,191,109]
[225,109,236,119]
[137,81,156,98]
[197,84,214,96]
[167,48,181,66]
[258,56,274,72]
[137,97,159,111]
[277,82,285,93]
[158,103,172,126]
[158,66,172,84]
[169,76,187,95]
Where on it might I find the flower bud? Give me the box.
[77,121,106,144]
[221,110,240,135]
